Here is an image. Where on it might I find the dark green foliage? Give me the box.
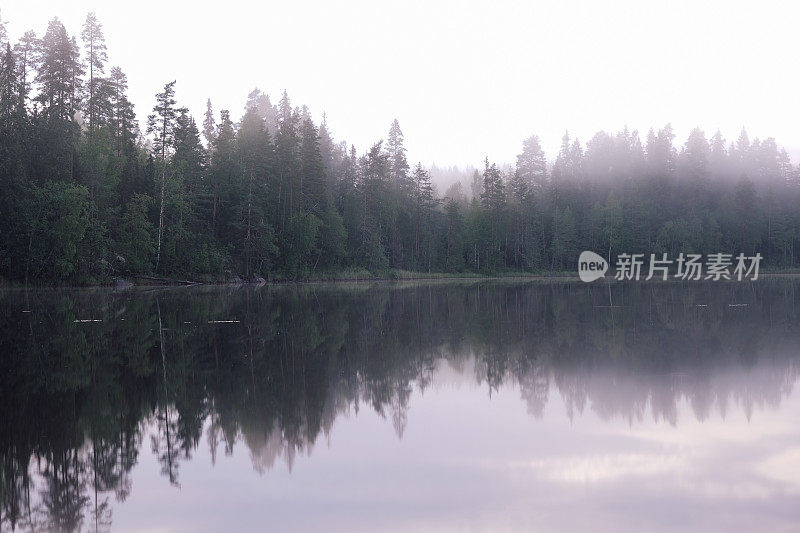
[233,107,277,277]
[117,193,155,273]
[146,80,180,272]
[24,181,90,281]
[1,12,800,286]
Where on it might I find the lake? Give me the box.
[1,279,799,532]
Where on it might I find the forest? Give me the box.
[1,13,799,284]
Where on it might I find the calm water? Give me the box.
[2,280,800,532]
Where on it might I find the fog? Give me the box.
[3,0,799,172]
[2,1,799,283]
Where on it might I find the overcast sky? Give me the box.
[3,0,799,167]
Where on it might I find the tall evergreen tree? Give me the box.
[36,18,83,121]
[244,87,278,134]
[386,118,410,189]
[81,12,107,132]
[516,135,547,190]
[210,108,237,240]
[0,10,7,48]
[235,106,277,277]
[146,81,180,271]
[34,18,84,181]
[0,43,17,122]
[202,98,215,148]
[275,90,300,229]
[164,109,211,273]
[108,67,136,151]
[13,30,37,110]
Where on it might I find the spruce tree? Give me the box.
[235,106,277,277]
[202,98,215,148]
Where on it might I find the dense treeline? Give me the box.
[2,281,799,529]
[2,13,800,284]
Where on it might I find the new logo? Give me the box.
[578,251,608,282]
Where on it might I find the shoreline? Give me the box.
[3,269,800,290]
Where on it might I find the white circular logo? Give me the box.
[578,251,608,282]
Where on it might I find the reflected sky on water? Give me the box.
[1,280,799,532]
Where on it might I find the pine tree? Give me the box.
[0,10,7,48]
[36,18,83,121]
[81,12,107,132]
[13,30,37,110]
[146,81,180,271]
[244,87,278,134]
[516,135,547,190]
[0,43,17,122]
[34,19,84,182]
[108,67,136,153]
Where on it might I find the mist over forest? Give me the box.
[1,13,799,284]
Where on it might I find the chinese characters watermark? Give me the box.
[578,251,761,283]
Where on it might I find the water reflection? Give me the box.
[1,280,799,531]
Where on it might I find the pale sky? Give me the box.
[3,0,799,167]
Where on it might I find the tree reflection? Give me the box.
[1,279,799,530]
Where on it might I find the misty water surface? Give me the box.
[1,280,800,532]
